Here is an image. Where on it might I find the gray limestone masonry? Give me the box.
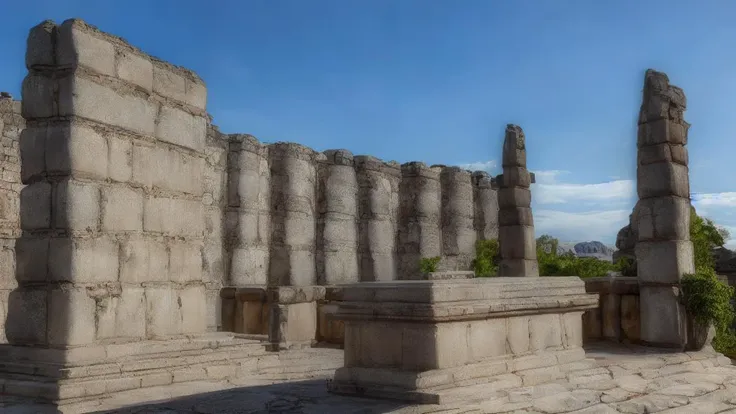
[635,70,694,350]
[0,18,500,350]
[496,124,539,277]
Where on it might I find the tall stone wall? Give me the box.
[6,19,209,347]
[0,94,23,343]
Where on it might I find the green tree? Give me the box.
[473,239,500,277]
[691,206,729,272]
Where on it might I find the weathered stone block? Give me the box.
[638,119,688,147]
[155,106,206,153]
[25,20,56,69]
[638,143,671,165]
[143,196,204,237]
[639,285,687,348]
[468,318,507,360]
[15,237,49,283]
[21,73,56,119]
[58,75,157,136]
[108,136,133,182]
[0,241,16,289]
[48,288,96,346]
[269,302,317,348]
[562,311,584,348]
[498,258,539,277]
[601,294,621,340]
[52,179,100,231]
[499,225,536,260]
[46,123,109,180]
[530,314,563,351]
[48,236,119,283]
[132,144,204,195]
[322,250,360,284]
[499,207,534,226]
[637,162,689,199]
[636,196,690,241]
[56,20,115,76]
[145,287,181,337]
[502,166,532,188]
[269,248,316,286]
[5,288,47,344]
[582,309,602,341]
[20,182,51,230]
[169,241,202,283]
[101,185,143,231]
[498,187,531,209]
[317,303,344,344]
[96,287,146,339]
[670,144,688,165]
[620,294,640,342]
[230,247,269,285]
[116,50,153,92]
[119,237,168,283]
[19,126,46,182]
[507,316,531,354]
[636,241,695,284]
[179,285,207,334]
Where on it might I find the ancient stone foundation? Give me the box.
[329,277,598,404]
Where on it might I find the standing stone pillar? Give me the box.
[496,125,539,277]
[356,156,401,281]
[317,149,359,285]
[636,69,693,349]
[439,166,476,270]
[472,171,499,241]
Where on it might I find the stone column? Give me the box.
[317,149,359,285]
[635,69,693,349]
[356,156,400,281]
[268,143,318,287]
[472,171,499,241]
[227,134,271,286]
[397,162,442,279]
[9,19,209,348]
[497,125,539,277]
[439,166,476,270]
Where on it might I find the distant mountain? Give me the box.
[556,241,615,262]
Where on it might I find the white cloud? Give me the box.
[458,160,496,173]
[533,170,569,184]
[533,180,635,205]
[692,192,736,208]
[535,209,631,244]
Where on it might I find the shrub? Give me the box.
[613,256,636,276]
[680,267,736,355]
[536,234,614,278]
[419,256,441,274]
[473,239,500,277]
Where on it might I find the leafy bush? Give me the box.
[473,239,500,277]
[419,256,441,274]
[691,207,730,273]
[680,267,736,355]
[613,256,636,276]
[536,234,614,278]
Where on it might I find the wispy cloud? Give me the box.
[457,160,497,173]
[692,192,736,208]
[535,209,631,244]
[533,179,635,205]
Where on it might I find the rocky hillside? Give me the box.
[557,241,615,262]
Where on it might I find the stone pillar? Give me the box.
[355,156,401,281]
[497,125,539,276]
[472,171,499,241]
[226,134,271,286]
[397,162,442,279]
[317,149,359,285]
[8,19,209,348]
[0,94,22,344]
[439,166,476,270]
[268,143,318,286]
[635,69,693,349]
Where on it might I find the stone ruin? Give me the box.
[0,18,734,413]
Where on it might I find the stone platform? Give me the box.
[3,342,735,413]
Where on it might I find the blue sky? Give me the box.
[3,0,736,247]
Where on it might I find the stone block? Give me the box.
[48,236,119,283]
[498,258,539,277]
[19,126,46,182]
[25,20,56,69]
[601,294,621,340]
[169,240,202,283]
[143,196,204,237]
[282,214,317,246]
[269,248,316,286]
[230,211,270,246]
[364,219,395,253]
[530,314,563,351]
[562,311,584,348]
[317,303,344,344]
[636,196,690,241]
[119,237,169,283]
[155,106,206,152]
[4,288,47,344]
[152,63,207,108]
[620,295,640,342]
[468,318,507,360]
[96,287,146,339]
[637,162,690,199]
[499,207,534,226]
[434,323,470,368]
[101,185,143,231]
[179,285,207,334]
[636,241,695,284]
[108,136,133,182]
[15,237,49,283]
[146,287,181,337]
[322,250,360,285]
[269,302,317,347]
[56,20,115,76]
[498,187,532,209]
[507,316,531,354]
[499,225,536,260]
[638,143,671,165]
[21,73,55,119]
[47,288,96,346]
[670,144,688,165]
[20,182,51,230]
[132,143,204,195]
[502,166,532,188]
[116,50,153,92]
[638,119,688,147]
[229,247,269,285]
[639,285,687,348]
[321,217,358,251]
[185,81,207,111]
[58,75,157,136]
[52,179,100,231]
[205,289,222,331]
[46,123,109,180]
[0,242,16,289]
[582,309,602,341]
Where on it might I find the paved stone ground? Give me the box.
[4,343,736,414]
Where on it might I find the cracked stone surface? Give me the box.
[2,343,736,414]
